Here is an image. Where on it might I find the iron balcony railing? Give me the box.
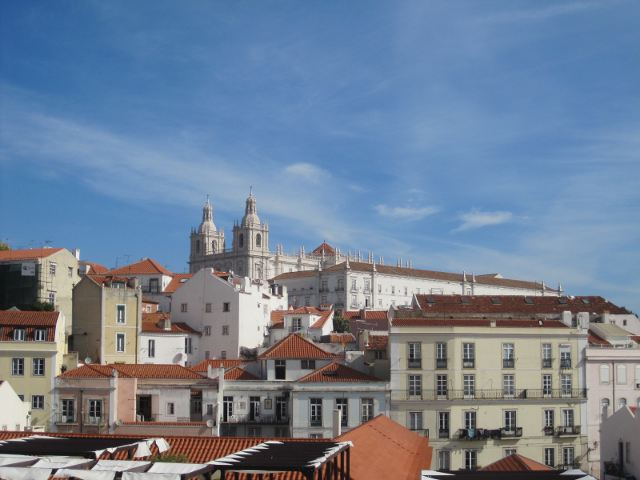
[408,358,422,369]
[334,287,345,292]
[462,359,475,368]
[53,413,77,424]
[438,429,449,439]
[397,388,587,401]
[222,414,289,425]
[542,358,553,368]
[436,359,447,369]
[560,358,572,369]
[502,358,515,368]
[457,427,522,440]
[555,425,581,436]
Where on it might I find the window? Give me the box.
[33,358,45,376]
[291,318,302,332]
[618,397,627,409]
[560,345,571,368]
[503,374,515,396]
[375,350,385,360]
[13,329,25,341]
[562,447,574,467]
[301,359,315,370]
[409,411,422,431]
[544,409,554,435]
[350,295,358,307]
[601,398,610,419]
[391,286,395,295]
[504,448,517,456]
[148,340,155,358]
[205,303,212,313]
[255,233,261,247]
[463,374,475,397]
[561,374,572,395]
[464,450,477,470]
[12,358,24,376]
[463,343,475,368]
[336,398,348,427]
[337,278,344,291]
[504,410,517,431]
[404,286,408,296]
[88,400,103,423]
[181,303,188,313]
[438,412,450,438]
[68,266,73,278]
[351,279,357,291]
[542,343,552,368]
[309,433,323,439]
[502,343,514,368]
[544,447,555,467]
[32,395,44,409]
[617,364,627,384]
[436,375,448,397]
[310,398,322,427]
[464,410,476,429]
[220,350,227,359]
[364,279,370,293]
[436,342,447,368]
[167,403,175,415]
[34,329,46,341]
[223,396,233,421]
[239,233,244,248]
[437,451,450,470]
[409,375,422,397]
[62,399,75,422]
[378,284,382,293]
[408,342,421,368]
[205,351,210,359]
[361,398,374,423]
[149,278,160,293]
[600,364,610,384]
[247,426,261,437]
[206,403,214,416]
[542,374,552,395]
[185,337,192,354]
[49,262,57,276]
[204,326,211,336]
[304,296,310,306]
[222,325,229,336]
[223,302,230,312]
[562,409,574,427]
[275,360,286,380]
[48,291,56,305]
[276,396,288,421]
[116,333,125,352]
[116,305,126,323]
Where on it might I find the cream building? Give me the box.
[389,310,588,471]
[0,310,66,429]
[72,275,142,364]
[0,247,80,335]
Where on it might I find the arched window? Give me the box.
[196,239,201,253]
[212,240,217,252]
[601,398,610,419]
[618,398,627,410]
[239,234,244,248]
[256,233,262,247]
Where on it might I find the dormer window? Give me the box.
[13,329,26,341]
[292,318,302,332]
[34,329,46,341]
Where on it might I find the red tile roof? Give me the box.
[270,310,287,328]
[298,362,381,383]
[482,453,552,472]
[80,261,109,274]
[0,311,60,342]
[414,294,631,315]
[108,258,173,276]
[270,270,317,281]
[141,313,201,335]
[86,274,134,287]
[0,248,64,261]
[321,333,356,344]
[164,274,193,294]
[631,336,640,344]
[392,317,569,328]
[191,359,247,372]
[224,366,260,380]
[365,334,388,350]
[338,415,432,480]
[289,306,324,315]
[311,242,335,256]
[258,334,334,360]
[588,329,611,346]
[344,310,389,335]
[60,364,206,379]
[310,310,333,329]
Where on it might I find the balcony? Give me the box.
[436,358,447,369]
[555,425,580,436]
[410,428,429,437]
[319,287,330,293]
[560,358,572,369]
[457,427,522,440]
[334,287,345,292]
[542,358,553,368]
[408,358,422,369]
[396,388,587,401]
[543,426,554,436]
[462,359,475,368]
[502,358,515,369]
[438,429,449,439]
[499,427,523,438]
[222,414,289,425]
[53,413,78,424]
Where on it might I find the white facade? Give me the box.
[171,268,287,361]
[138,331,199,366]
[600,406,640,479]
[0,380,30,431]
[269,308,335,345]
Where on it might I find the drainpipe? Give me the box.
[79,389,84,433]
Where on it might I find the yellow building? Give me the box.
[72,275,141,364]
[0,310,66,429]
[389,312,588,471]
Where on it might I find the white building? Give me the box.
[600,405,640,479]
[268,306,335,345]
[0,380,30,431]
[170,268,287,361]
[138,312,201,366]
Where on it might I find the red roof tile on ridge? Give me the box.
[80,261,109,274]
[392,318,569,328]
[365,334,388,350]
[191,359,247,372]
[588,330,611,346]
[61,364,206,379]
[298,362,381,383]
[310,310,333,329]
[258,334,334,360]
[338,415,432,480]
[0,248,64,261]
[108,258,173,276]
[141,313,201,335]
[311,242,335,256]
[0,310,60,326]
[224,366,260,380]
[482,453,552,472]
[164,273,193,293]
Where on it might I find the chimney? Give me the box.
[163,315,172,331]
[332,409,342,437]
[73,248,81,260]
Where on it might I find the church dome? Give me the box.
[199,197,217,235]
[241,191,261,227]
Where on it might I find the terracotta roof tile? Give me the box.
[310,310,333,329]
[86,274,134,287]
[321,333,356,344]
[482,453,552,472]
[270,310,287,328]
[0,311,60,342]
[141,313,201,335]
[108,258,173,276]
[0,248,64,261]
[270,270,317,281]
[61,364,206,379]
[298,362,381,383]
[392,317,569,328]
[79,261,109,274]
[338,415,432,480]
[414,294,631,315]
[631,336,640,344]
[344,310,389,335]
[224,366,260,380]
[164,274,193,294]
[588,330,611,346]
[311,242,335,256]
[258,334,334,360]
[365,334,388,350]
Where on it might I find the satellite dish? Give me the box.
[173,352,187,364]
[206,419,214,428]
[84,356,92,364]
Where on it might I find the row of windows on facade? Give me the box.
[145,338,194,358]
[10,357,46,376]
[406,373,575,396]
[407,342,572,369]
[274,359,316,379]
[311,278,420,297]
[194,233,262,254]
[45,262,74,278]
[10,328,48,342]
[181,302,230,313]
[435,446,576,471]
[599,363,640,386]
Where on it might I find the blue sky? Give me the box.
[1,1,639,312]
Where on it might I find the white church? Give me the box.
[189,192,560,310]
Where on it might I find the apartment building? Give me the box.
[389,310,588,471]
[0,247,80,335]
[138,311,201,365]
[0,310,66,429]
[268,306,334,345]
[72,275,142,364]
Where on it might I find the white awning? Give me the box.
[55,469,116,480]
[146,463,209,474]
[122,473,180,480]
[91,460,151,472]
[0,466,52,480]
[0,455,38,467]
[32,457,94,469]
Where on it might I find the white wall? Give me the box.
[138,333,195,365]
[0,381,30,430]
[600,406,640,478]
[265,359,332,381]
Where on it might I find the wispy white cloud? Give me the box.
[375,204,438,220]
[283,162,329,182]
[454,209,513,232]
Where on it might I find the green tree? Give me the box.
[333,314,349,333]
[0,242,9,251]
[31,301,55,311]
